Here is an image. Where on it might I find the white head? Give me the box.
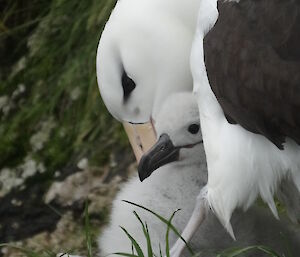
[97,9,194,122]
[96,0,199,159]
[138,92,203,181]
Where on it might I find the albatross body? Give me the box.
[99,93,300,257]
[97,0,201,160]
[97,0,300,255]
[160,1,300,255]
[192,0,300,231]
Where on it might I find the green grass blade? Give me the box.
[0,243,52,257]
[165,209,180,257]
[217,245,283,257]
[120,226,145,257]
[256,246,282,257]
[0,244,32,256]
[85,202,93,257]
[45,249,56,255]
[114,252,139,257]
[145,223,153,257]
[133,211,153,257]
[217,246,257,257]
[122,200,194,255]
[159,244,163,257]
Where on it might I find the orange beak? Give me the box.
[123,120,157,163]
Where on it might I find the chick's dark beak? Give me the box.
[138,133,179,182]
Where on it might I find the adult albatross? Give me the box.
[96,0,201,161]
[153,0,300,256]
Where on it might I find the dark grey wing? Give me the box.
[204,0,300,149]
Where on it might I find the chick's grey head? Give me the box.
[138,92,203,181]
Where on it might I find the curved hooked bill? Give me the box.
[123,119,157,163]
[138,134,204,181]
[138,133,180,182]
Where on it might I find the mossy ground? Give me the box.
[0,0,132,255]
[0,0,127,174]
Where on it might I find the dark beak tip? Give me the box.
[138,172,146,182]
[138,167,151,182]
[138,156,150,182]
[137,133,179,182]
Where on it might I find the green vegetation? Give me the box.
[115,201,293,257]
[0,0,129,254]
[1,201,292,257]
[0,0,127,178]
[85,202,93,257]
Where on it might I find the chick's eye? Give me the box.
[122,70,136,101]
[188,124,200,134]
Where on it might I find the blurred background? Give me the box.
[0,0,135,255]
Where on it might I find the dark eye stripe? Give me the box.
[122,70,136,102]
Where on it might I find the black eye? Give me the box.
[122,70,136,101]
[188,124,200,134]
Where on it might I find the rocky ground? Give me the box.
[0,148,135,257]
[0,0,132,256]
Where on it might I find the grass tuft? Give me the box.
[165,209,180,257]
[0,201,295,257]
[0,0,126,191]
[133,211,153,257]
[122,200,194,255]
